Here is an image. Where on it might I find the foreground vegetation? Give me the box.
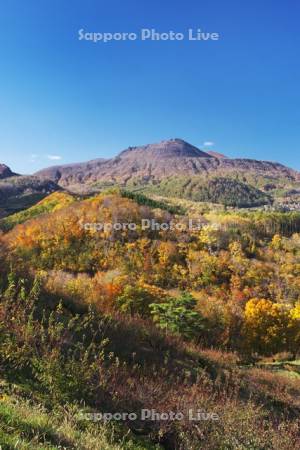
[0,191,299,449]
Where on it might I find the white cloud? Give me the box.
[47,155,62,161]
[203,141,215,147]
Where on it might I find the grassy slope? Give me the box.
[0,385,159,450]
[0,345,299,450]
[0,192,75,232]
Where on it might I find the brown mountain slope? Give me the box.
[35,139,300,191]
[207,151,227,159]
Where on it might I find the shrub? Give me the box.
[150,292,204,340]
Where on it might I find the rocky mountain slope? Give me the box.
[35,139,299,190]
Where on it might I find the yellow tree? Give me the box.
[289,302,300,357]
[243,298,291,355]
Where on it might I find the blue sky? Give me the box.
[0,0,299,174]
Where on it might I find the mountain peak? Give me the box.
[119,138,212,160]
[0,164,17,179]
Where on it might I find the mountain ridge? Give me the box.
[34,139,300,189]
[2,139,300,211]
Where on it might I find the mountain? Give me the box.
[35,139,213,188]
[33,139,300,208]
[35,139,299,190]
[0,163,17,179]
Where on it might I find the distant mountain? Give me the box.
[0,164,17,179]
[35,139,213,188]
[35,139,299,192]
[0,139,296,210]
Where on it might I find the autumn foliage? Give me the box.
[0,191,299,448]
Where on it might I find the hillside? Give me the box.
[0,175,60,217]
[140,176,272,207]
[0,191,299,449]
[0,191,75,231]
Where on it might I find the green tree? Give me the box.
[116,284,157,317]
[150,293,204,340]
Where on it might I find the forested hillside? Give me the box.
[141,176,272,207]
[0,191,299,448]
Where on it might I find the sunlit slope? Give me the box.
[0,191,75,232]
